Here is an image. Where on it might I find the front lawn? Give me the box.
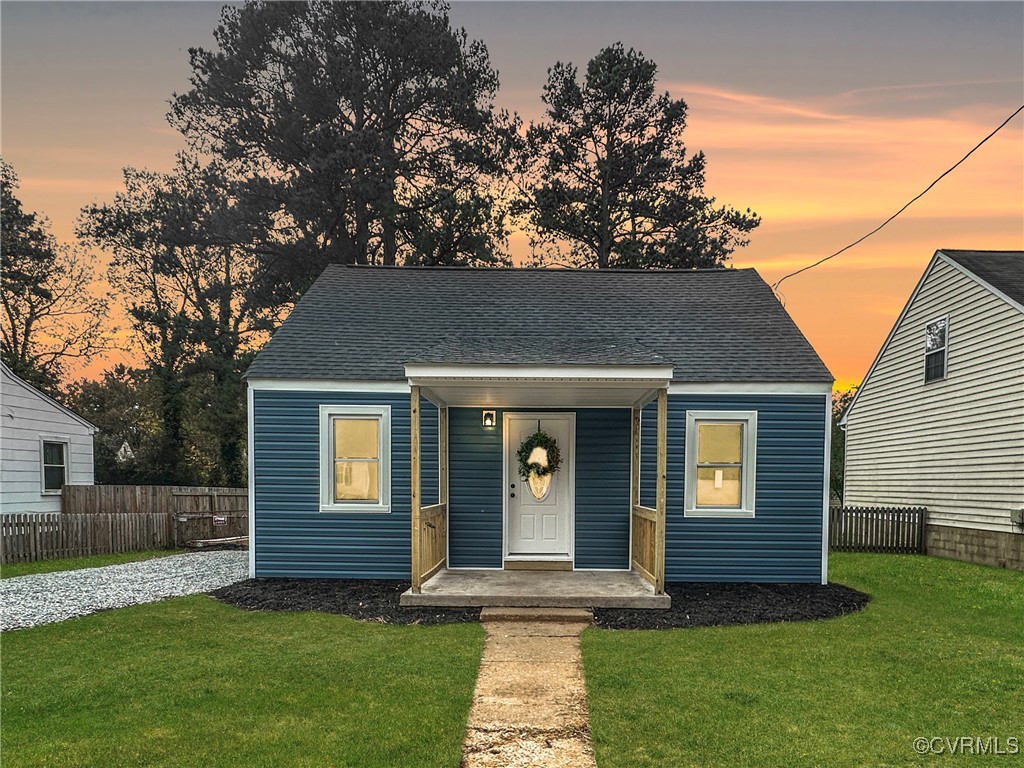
[1,595,484,768]
[1,549,186,579]
[582,554,1023,767]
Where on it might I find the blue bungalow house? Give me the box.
[245,266,833,608]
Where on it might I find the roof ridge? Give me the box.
[938,248,1023,254]
[323,264,755,274]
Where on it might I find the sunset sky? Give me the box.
[2,1,1022,389]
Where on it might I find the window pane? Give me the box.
[44,465,65,491]
[697,423,743,464]
[925,319,946,352]
[334,460,379,502]
[334,419,379,459]
[925,350,945,382]
[696,466,742,507]
[43,442,64,466]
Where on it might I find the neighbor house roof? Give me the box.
[941,250,1024,308]
[245,266,832,383]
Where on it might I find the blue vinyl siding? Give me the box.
[447,408,631,569]
[252,389,436,578]
[574,409,631,569]
[254,389,825,582]
[641,395,827,583]
[447,408,504,568]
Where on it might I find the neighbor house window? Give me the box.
[319,405,391,512]
[924,317,948,383]
[684,411,757,518]
[41,440,67,494]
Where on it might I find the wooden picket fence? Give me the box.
[1,485,248,565]
[0,513,174,565]
[829,506,927,554]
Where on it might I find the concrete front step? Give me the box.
[401,590,670,609]
[480,607,594,623]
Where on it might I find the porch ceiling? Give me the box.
[405,363,672,407]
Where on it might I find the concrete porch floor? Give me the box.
[400,568,671,609]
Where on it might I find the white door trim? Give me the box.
[501,411,576,566]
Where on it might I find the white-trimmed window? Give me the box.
[41,440,68,494]
[684,411,757,518]
[924,316,948,383]
[319,405,391,513]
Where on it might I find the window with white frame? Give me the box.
[924,317,948,383]
[319,405,391,512]
[684,411,757,517]
[41,440,67,494]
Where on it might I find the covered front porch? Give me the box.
[403,352,672,610]
[400,568,670,608]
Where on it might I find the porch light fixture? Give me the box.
[482,410,496,428]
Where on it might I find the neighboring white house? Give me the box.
[0,362,97,514]
[842,249,1024,570]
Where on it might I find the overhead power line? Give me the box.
[771,103,1024,296]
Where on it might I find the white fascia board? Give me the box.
[937,250,1024,314]
[404,363,675,382]
[246,378,409,393]
[839,251,941,426]
[668,382,832,395]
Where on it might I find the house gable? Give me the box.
[842,251,1024,532]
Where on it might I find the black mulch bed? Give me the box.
[593,582,870,630]
[209,578,480,625]
[211,578,869,629]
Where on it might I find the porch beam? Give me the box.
[655,387,667,595]
[410,385,422,592]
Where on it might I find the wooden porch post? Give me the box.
[410,386,422,592]
[655,388,668,595]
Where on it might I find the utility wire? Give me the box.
[771,103,1024,296]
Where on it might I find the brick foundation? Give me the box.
[926,524,1024,571]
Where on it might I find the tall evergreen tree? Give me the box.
[516,44,760,269]
[169,0,514,308]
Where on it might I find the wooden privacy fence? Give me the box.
[0,485,248,565]
[62,485,246,516]
[829,506,927,554]
[1,513,174,565]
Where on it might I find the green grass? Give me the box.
[582,554,1024,767]
[1,596,484,768]
[1,549,186,579]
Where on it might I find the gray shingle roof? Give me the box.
[408,335,669,366]
[941,250,1024,306]
[246,266,833,383]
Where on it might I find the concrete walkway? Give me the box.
[462,608,596,768]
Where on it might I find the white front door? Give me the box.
[505,413,574,560]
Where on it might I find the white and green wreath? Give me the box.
[516,430,562,500]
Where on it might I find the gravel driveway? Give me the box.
[1,551,248,631]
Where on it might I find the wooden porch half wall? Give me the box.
[410,385,667,594]
[411,386,448,591]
